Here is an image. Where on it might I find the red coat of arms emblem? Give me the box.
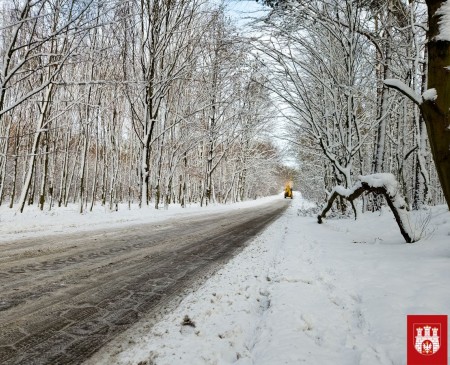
[407,315,448,365]
[414,324,440,355]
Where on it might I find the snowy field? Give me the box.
[82,194,450,365]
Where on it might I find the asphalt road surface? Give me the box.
[0,200,289,365]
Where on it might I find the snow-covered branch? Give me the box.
[318,174,419,243]
[383,79,423,106]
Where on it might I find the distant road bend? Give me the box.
[0,200,289,365]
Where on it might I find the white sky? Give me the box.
[224,0,269,26]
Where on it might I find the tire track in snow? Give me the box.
[0,200,289,365]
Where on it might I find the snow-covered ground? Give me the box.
[0,196,278,244]
[2,195,449,364]
[88,194,450,365]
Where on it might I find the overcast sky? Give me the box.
[225,0,269,26]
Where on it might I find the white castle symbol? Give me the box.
[415,325,440,355]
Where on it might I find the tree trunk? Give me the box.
[17,84,54,213]
[0,118,11,206]
[38,131,49,211]
[90,118,99,212]
[64,138,82,207]
[79,126,89,214]
[140,129,153,207]
[58,130,70,207]
[8,127,20,209]
[422,0,450,209]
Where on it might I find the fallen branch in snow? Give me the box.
[317,174,419,243]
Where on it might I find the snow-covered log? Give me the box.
[317,173,419,243]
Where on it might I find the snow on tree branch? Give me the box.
[436,0,450,41]
[383,79,423,106]
[422,88,438,101]
[318,173,419,243]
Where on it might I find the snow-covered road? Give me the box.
[0,199,288,365]
[89,194,450,365]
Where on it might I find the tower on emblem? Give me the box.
[414,325,440,355]
[407,314,447,365]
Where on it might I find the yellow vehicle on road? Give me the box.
[284,183,293,199]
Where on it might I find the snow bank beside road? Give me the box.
[92,194,450,365]
[0,195,279,244]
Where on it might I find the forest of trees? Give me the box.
[253,0,448,212]
[0,0,289,213]
[0,0,448,214]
